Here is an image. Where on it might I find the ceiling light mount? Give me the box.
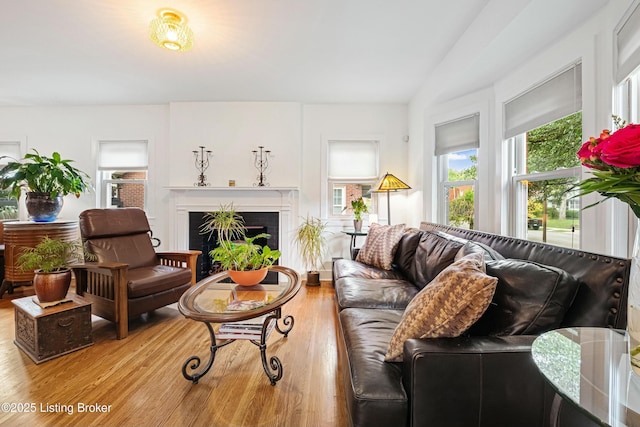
[149,8,194,52]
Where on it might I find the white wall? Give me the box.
[408,0,635,256]
[0,102,408,274]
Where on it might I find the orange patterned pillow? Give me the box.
[384,252,498,362]
[355,223,406,270]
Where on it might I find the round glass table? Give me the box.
[532,327,640,427]
[178,266,300,385]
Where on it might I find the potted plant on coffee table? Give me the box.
[294,215,327,286]
[209,233,281,286]
[0,150,92,222]
[16,236,88,303]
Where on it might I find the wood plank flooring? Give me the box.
[0,281,348,427]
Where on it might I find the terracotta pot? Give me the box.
[228,268,269,286]
[33,268,72,302]
[26,192,64,222]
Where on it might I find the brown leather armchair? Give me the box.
[72,208,201,339]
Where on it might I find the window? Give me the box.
[505,63,582,248]
[97,140,148,209]
[327,140,378,217]
[436,114,479,229]
[0,142,21,220]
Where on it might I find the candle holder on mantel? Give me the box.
[252,146,272,187]
[193,146,213,187]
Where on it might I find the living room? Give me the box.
[1,1,639,426]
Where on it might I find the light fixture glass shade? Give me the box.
[149,9,194,52]
[373,172,411,192]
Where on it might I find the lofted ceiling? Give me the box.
[0,0,610,107]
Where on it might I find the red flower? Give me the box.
[577,136,605,168]
[598,124,640,168]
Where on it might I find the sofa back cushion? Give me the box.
[468,259,580,336]
[401,231,465,289]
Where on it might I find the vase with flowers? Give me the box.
[576,117,640,374]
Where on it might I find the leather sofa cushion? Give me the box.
[335,277,419,311]
[403,231,465,289]
[356,223,406,270]
[127,265,193,298]
[469,259,581,336]
[385,253,497,362]
[85,233,158,269]
[338,308,408,427]
[456,240,505,262]
[333,258,405,282]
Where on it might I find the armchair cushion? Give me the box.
[127,265,193,299]
[84,234,158,269]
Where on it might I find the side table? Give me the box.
[532,327,640,427]
[341,231,367,260]
[13,294,93,364]
[0,220,79,298]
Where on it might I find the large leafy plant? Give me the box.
[0,150,91,199]
[209,233,281,271]
[294,215,327,272]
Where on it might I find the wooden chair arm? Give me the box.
[157,250,202,285]
[71,262,130,339]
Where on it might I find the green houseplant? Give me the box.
[209,233,281,286]
[199,203,246,244]
[0,150,92,222]
[16,236,87,303]
[347,197,369,232]
[294,215,327,286]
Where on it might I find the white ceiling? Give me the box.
[0,0,610,107]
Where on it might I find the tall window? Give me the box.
[505,63,582,248]
[436,114,479,229]
[0,142,20,219]
[327,140,378,217]
[97,140,148,209]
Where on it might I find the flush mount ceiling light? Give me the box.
[149,8,194,52]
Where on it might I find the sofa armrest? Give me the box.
[403,335,547,427]
[157,250,201,285]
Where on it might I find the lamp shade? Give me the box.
[149,9,194,52]
[373,172,411,192]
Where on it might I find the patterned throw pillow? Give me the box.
[384,252,498,362]
[356,223,406,270]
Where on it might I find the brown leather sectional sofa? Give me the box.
[333,222,630,427]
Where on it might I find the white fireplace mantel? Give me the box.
[167,186,299,269]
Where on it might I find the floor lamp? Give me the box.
[372,172,411,225]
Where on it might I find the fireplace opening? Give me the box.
[188,211,279,283]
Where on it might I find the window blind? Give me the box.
[616,0,640,83]
[434,113,480,156]
[0,142,21,162]
[328,140,378,180]
[98,140,148,170]
[503,63,581,139]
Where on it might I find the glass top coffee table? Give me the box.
[178,265,300,385]
[532,327,640,426]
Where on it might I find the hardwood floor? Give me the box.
[0,281,348,427]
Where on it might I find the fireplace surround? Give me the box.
[167,187,299,282]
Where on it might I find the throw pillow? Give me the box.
[356,223,406,270]
[384,252,498,362]
[468,259,580,336]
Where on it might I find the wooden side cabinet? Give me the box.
[12,294,93,364]
[0,220,79,298]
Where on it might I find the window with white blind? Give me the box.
[97,140,148,210]
[0,141,21,219]
[436,114,479,229]
[327,140,378,217]
[505,63,582,248]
